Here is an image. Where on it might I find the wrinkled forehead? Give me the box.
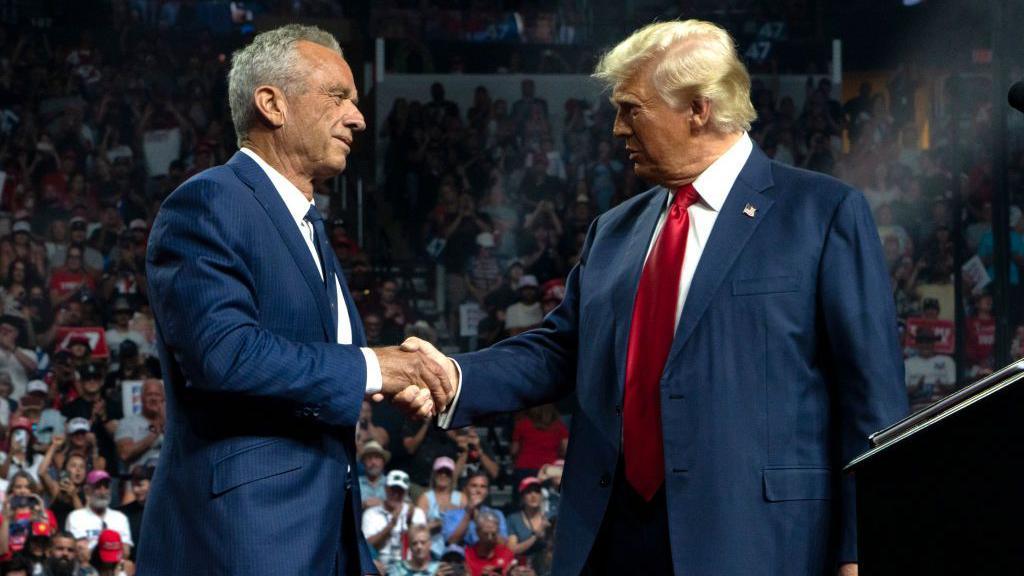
[296,40,358,99]
[609,60,658,105]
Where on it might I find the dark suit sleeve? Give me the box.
[446,219,599,428]
[818,190,909,564]
[146,178,365,428]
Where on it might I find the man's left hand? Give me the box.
[839,563,858,576]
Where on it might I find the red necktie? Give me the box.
[623,184,700,501]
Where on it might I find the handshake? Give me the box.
[369,337,458,419]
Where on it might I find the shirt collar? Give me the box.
[688,132,754,212]
[240,147,315,225]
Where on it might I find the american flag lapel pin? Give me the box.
[743,203,757,218]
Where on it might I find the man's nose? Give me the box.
[346,105,366,132]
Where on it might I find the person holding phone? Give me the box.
[1,418,43,482]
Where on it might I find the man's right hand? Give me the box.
[373,346,454,418]
[399,337,459,410]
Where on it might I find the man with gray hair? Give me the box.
[411,18,907,576]
[138,24,455,575]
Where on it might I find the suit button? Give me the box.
[599,473,611,487]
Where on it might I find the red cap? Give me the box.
[9,416,32,431]
[31,521,51,537]
[97,529,123,563]
[518,476,542,494]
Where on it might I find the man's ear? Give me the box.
[689,97,712,132]
[252,85,287,129]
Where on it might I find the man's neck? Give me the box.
[662,131,744,189]
[240,138,314,200]
[476,542,496,557]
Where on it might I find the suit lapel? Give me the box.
[227,152,334,341]
[664,146,775,367]
[613,188,670,398]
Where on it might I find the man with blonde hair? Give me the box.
[410,18,907,576]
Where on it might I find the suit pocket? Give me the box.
[762,467,832,502]
[732,275,800,296]
[211,439,303,496]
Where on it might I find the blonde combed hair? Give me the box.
[593,20,757,133]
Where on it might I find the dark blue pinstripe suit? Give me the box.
[137,152,377,575]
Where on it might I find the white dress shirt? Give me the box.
[240,147,382,395]
[648,131,753,331]
[439,133,753,428]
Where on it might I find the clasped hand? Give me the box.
[370,337,458,419]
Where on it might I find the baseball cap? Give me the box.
[542,280,566,303]
[9,416,32,432]
[517,275,539,290]
[112,298,133,312]
[475,232,495,248]
[385,469,410,491]
[518,476,542,494]
[433,456,456,473]
[26,379,48,395]
[86,470,111,486]
[922,298,940,311]
[68,335,92,351]
[67,417,91,435]
[916,328,941,343]
[440,544,466,561]
[30,520,52,538]
[358,440,391,464]
[11,220,31,235]
[97,529,123,564]
[119,339,139,359]
[129,219,147,231]
[79,363,102,380]
[69,217,87,229]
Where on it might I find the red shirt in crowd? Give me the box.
[48,269,95,299]
[512,416,568,471]
[965,315,996,365]
[465,542,515,576]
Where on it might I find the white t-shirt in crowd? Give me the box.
[0,347,37,401]
[66,506,133,550]
[361,502,426,568]
[905,354,956,388]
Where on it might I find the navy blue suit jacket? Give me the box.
[448,146,908,576]
[137,152,377,575]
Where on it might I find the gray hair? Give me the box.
[476,509,500,527]
[228,24,343,146]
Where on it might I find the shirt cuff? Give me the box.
[437,358,463,429]
[361,347,383,395]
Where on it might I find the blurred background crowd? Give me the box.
[0,0,1016,575]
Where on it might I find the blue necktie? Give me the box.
[305,205,339,338]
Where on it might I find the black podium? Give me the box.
[845,360,1024,575]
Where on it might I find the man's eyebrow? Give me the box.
[325,84,359,104]
[610,93,640,107]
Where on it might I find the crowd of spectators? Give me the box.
[0,1,1015,575]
